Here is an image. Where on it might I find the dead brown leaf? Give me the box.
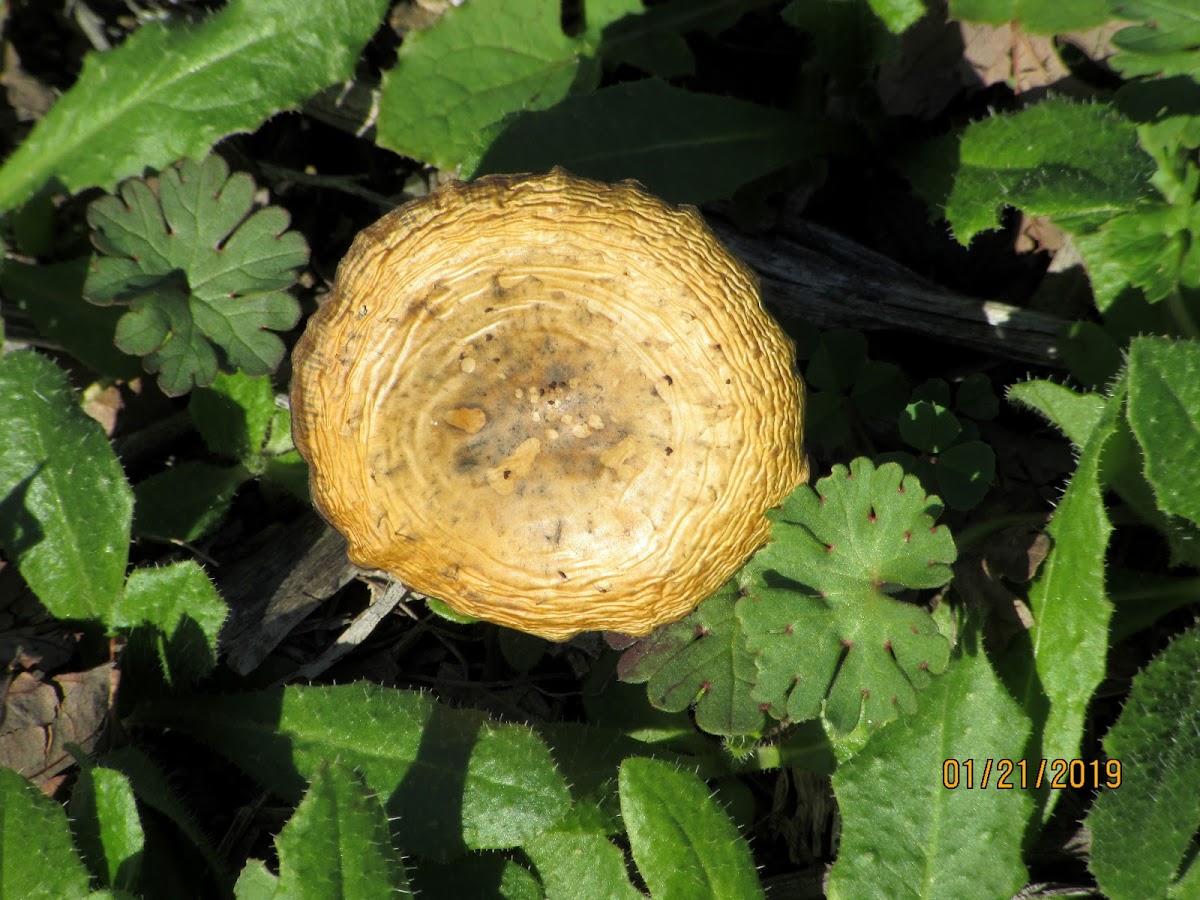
[0,661,117,791]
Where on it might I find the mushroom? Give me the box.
[290,170,807,641]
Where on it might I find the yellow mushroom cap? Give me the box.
[290,170,807,641]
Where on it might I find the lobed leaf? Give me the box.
[85,155,307,396]
[619,758,764,900]
[1087,623,1200,900]
[616,587,766,737]
[0,350,132,624]
[132,684,572,859]
[829,627,1032,899]
[739,458,956,734]
[0,0,391,213]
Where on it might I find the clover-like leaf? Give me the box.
[737,458,956,734]
[616,586,766,737]
[85,155,308,396]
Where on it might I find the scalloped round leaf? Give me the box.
[84,155,308,395]
[616,588,765,737]
[113,300,172,357]
[740,459,956,733]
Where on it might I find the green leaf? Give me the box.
[954,373,999,420]
[0,0,391,213]
[934,440,996,511]
[377,0,641,169]
[1008,379,1106,449]
[931,100,1154,244]
[189,371,278,464]
[0,258,137,378]
[1126,336,1200,528]
[85,155,307,396]
[112,561,229,689]
[899,401,962,453]
[233,860,279,899]
[616,587,766,737]
[525,833,643,900]
[620,758,764,900]
[272,763,410,898]
[470,78,833,205]
[865,0,926,33]
[133,462,249,543]
[133,684,572,858]
[99,746,226,883]
[0,350,132,622]
[851,360,910,420]
[1059,320,1125,391]
[68,764,145,892]
[1110,0,1200,81]
[409,855,541,900]
[806,329,868,394]
[739,459,956,733]
[1007,377,1119,823]
[0,767,93,899]
[948,0,1111,32]
[829,627,1031,899]
[1087,624,1200,900]
[1072,205,1193,307]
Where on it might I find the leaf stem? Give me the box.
[1165,288,1200,340]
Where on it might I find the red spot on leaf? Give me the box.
[785,624,794,635]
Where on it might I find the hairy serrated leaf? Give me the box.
[113,561,228,689]
[925,100,1154,244]
[274,763,411,898]
[0,767,93,898]
[85,156,307,395]
[0,351,132,624]
[0,0,391,213]
[1087,624,1200,900]
[1126,336,1200,528]
[133,683,572,859]
[738,458,956,733]
[830,627,1031,899]
[620,758,764,900]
